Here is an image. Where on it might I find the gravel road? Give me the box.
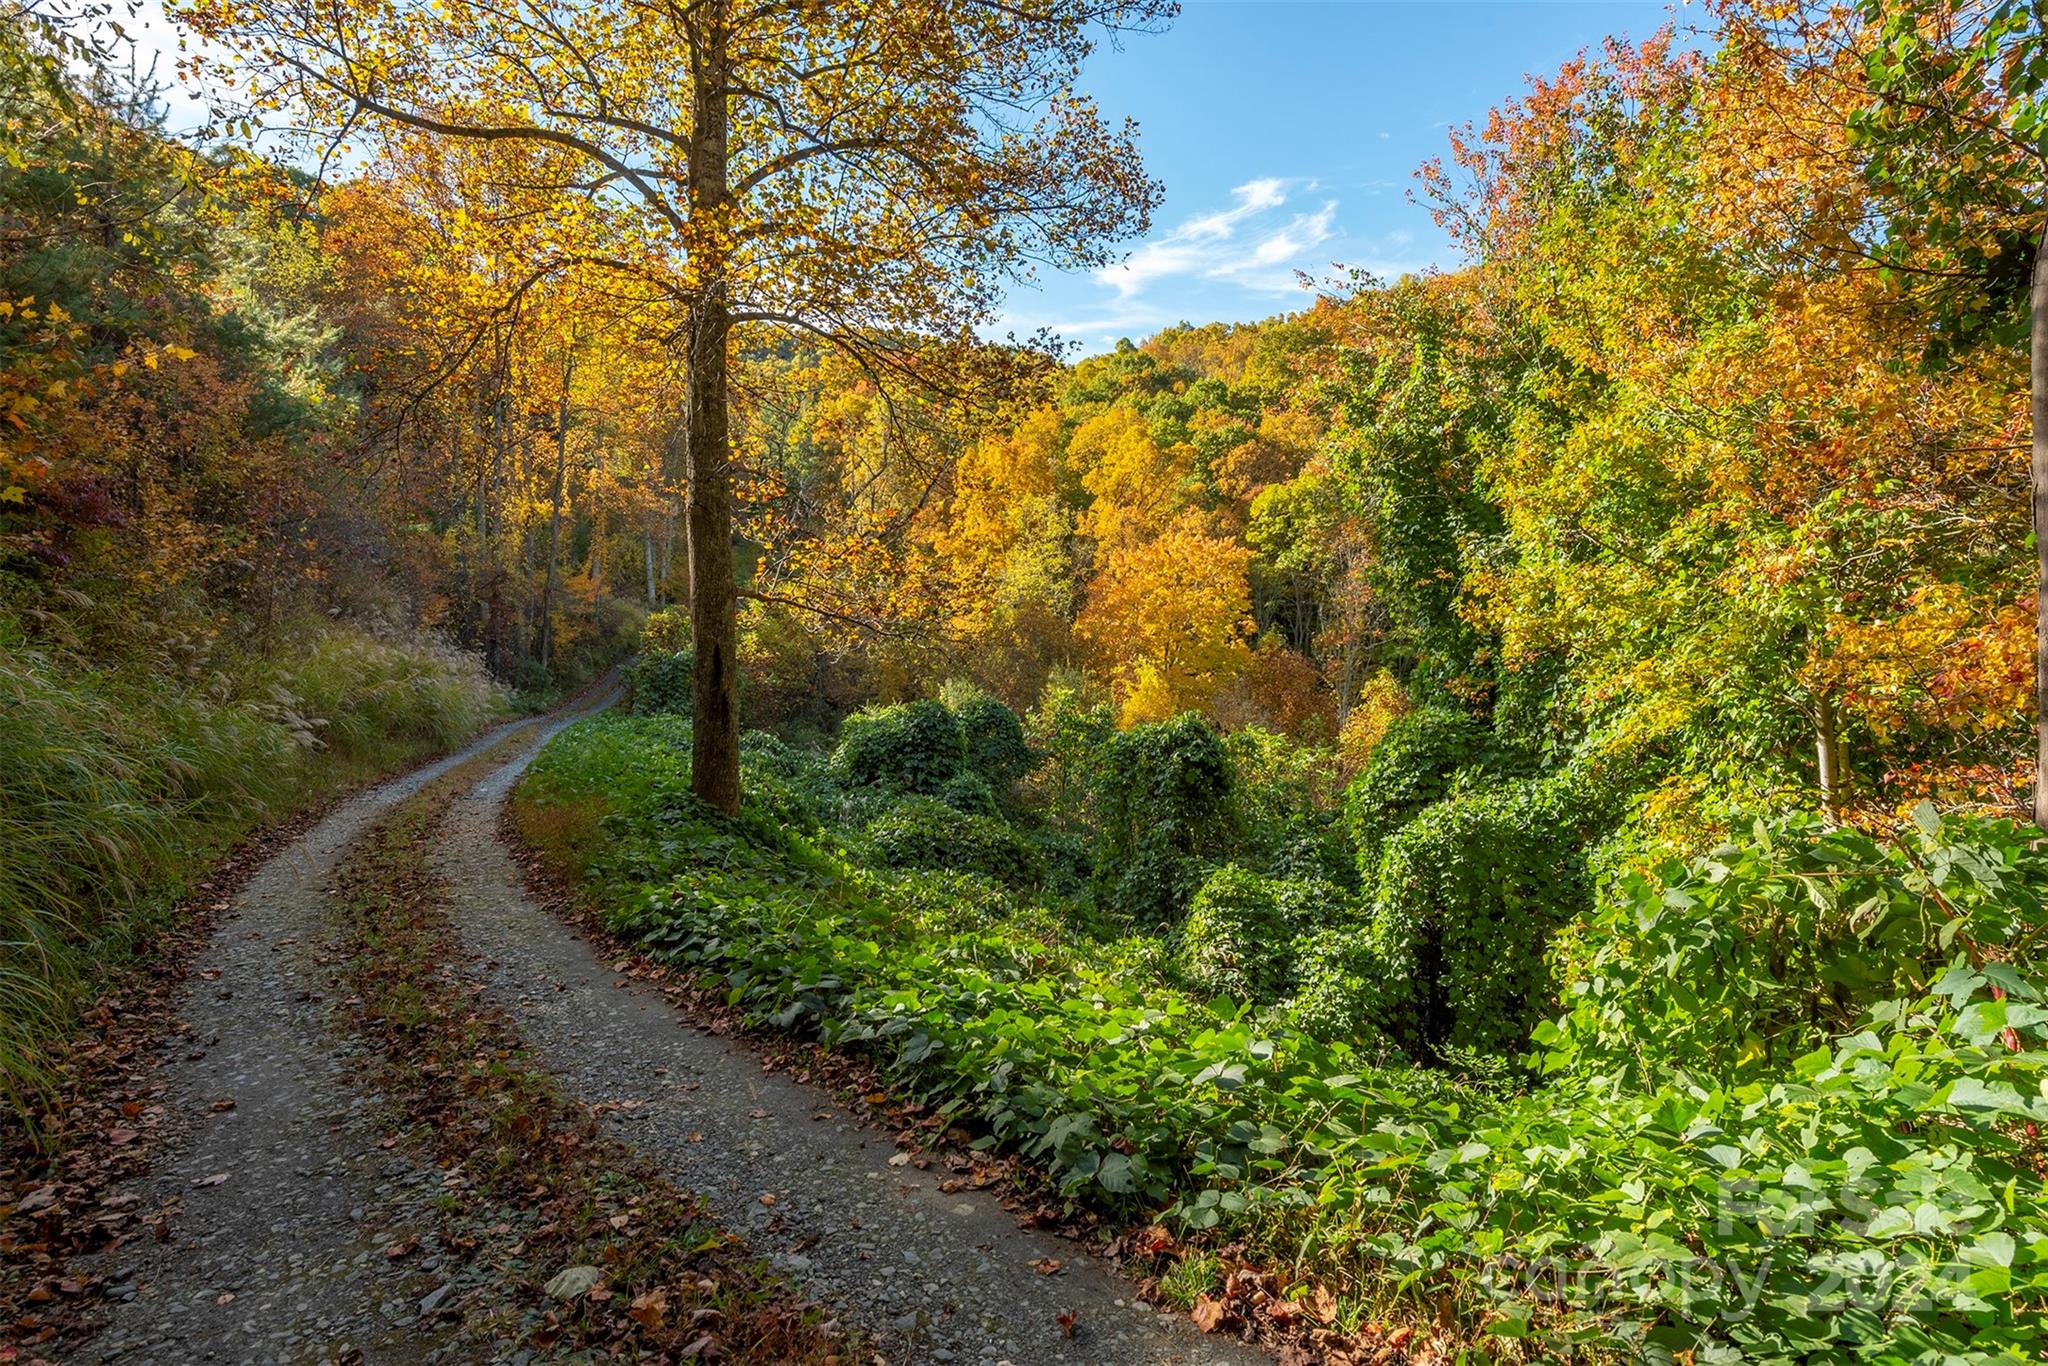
[87,720,546,1365]
[78,698,1270,1366]
[438,719,1270,1366]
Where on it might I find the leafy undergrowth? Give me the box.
[516,714,2048,1365]
[331,731,856,1363]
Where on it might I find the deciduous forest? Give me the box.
[5,0,2048,1362]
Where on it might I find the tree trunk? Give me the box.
[644,531,658,606]
[2033,215,2048,828]
[685,10,742,815]
[540,357,574,672]
[1815,689,1842,823]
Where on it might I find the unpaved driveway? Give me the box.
[83,702,1267,1365]
[438,723,1268,1366]
[88,721,546,1365]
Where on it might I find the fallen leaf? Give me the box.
[107,1128,138,1145]
[543,1265,603,1301]
[1191,1296,1227,1333]
[192,1173,228,1188]
[215,1291,235,1306]
[758,1193,777,1206]
[628,1287,669,1330]
[748,1108,771,1119]
[1029,1257,1062,1276]
[1057,1308,1079,1339]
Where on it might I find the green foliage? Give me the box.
[527,716,2048,1363]
[1361,775,1590,1060]
[865,796,1043,890]
[1283,925,1399,1051]
[1092,712,1238,926]
[831,700,965,794]
[1224,725,1352,888]
[1178,865,1337,1003]
[640,606,691,655]
[1540,802,2048,1085]
[936,770,1000,818]
[953,692,1036,793]
[627,649,695,716]
[1022,672,1115,828]
[1342,704,1492,878]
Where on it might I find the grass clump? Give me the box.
[0,619,500,1115]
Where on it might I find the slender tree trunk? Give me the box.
[685,9,742,814]
[644,531,658,607]
[1815,689,1842,823]
[540,357,574,672]
[2033,216,2048,828]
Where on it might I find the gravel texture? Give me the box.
[439,719,1272,1366]
[86,721,546,1365]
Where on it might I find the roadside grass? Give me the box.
[331,731,854,1363]
[0,624,501,1120]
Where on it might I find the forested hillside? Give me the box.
[6,0,2048,1361]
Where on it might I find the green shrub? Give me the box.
[641,605,691,654]
[1092,713,1238,926]
[1284,924,1400,1048]
[1022,672,1115,827]
[831,700,965,793]
[955,693,1036,794]
[1361,775,1590,1060]
[1178,865,1339,1003]
[865,796,1043,889]
[1341,705,1492,879]
[627,648,694,715]
[936,771,1001,818]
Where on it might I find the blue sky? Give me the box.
[1010,0,1679,350]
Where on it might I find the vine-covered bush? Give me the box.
[1092,712,1238,926]
[1341,704,1491,878]
[1225,725,1352,888]
[936,770,1001,818]
[831,699,965,793]
[1357,775,1591,1059]
[955,693,1036,794]
[1178,865,1338,1003]
[627,648,694,716]
[1023,672,1115,827]
[1284,925,1398,1048]
[866,796,1043,889]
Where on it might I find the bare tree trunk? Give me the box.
[2033,216,2048,828]
[540,356,574,672]
[1816,689,1843,823]
[644,531,658,607]
[685,7,742,815]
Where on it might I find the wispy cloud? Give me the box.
[1096,178,1338,302]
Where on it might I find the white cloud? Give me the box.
[1096,178,1337,301]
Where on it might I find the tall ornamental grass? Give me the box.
[0,624,500,1115]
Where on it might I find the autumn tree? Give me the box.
[179,0,1171,811]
